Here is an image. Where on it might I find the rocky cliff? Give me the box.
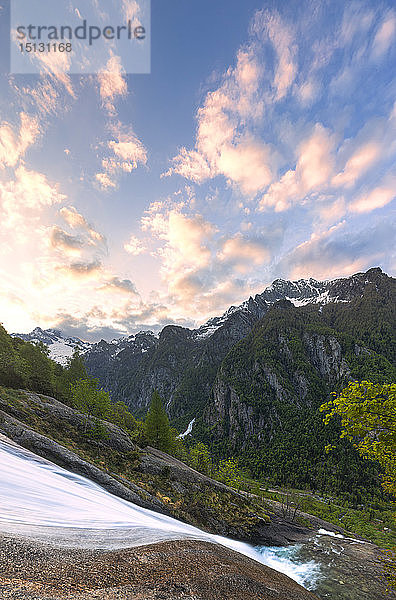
[82,267,394,428]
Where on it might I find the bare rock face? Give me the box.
[0,535,320,600]
[205,323,358,451]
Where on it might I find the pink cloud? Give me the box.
[0,113,40,169]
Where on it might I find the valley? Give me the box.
[1,267,395,599]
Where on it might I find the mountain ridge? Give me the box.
[6,266,396,504]
[12,267,387,365]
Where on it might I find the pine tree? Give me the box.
[145,390,172,452]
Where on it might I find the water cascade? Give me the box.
[0,440,320,590]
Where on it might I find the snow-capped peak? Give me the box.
[11,328,93,366]
[194,269,381,340]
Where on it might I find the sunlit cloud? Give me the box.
[0,113,39,168]
[279,219,395,281]
[332,142,381,188]
[98,55,127,116]
[259,124,335,212]
[218,233,270,273]
[96,121,147,189]
[252,9,297,101]
[165,45,273,194]
[0,166,66,229]
[124,234,147,255]
[371,10,396,59]
[350,180,396,213]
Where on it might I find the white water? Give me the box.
[178,418,195,438]
[318,528,344,539]
[0,440,319,589]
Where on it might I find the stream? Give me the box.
[0,440,386,598]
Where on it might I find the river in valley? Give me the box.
[0,440,388,599]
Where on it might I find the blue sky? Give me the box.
[0,0,395,340]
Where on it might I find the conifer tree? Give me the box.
[145,390,172,452]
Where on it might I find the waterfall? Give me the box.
[0,440,320,589]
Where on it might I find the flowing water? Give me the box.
[0,440,320,590]
[1,440,388,599]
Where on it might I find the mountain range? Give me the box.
[12,266,396,498]
[14,266,394,415]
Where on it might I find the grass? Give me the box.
[243,479,396,549]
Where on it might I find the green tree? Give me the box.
[189,442,213,476]
[65,352,87,383]
[216,457,243,489]
[321,381,396,592]
[71,377,112,435]
[110,401,138,431]
[57,352,88,403]
[321,381,396,496]
[145,390,172,452]
[18,341,55,395]
[0,326,27,388]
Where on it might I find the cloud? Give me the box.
[21,80,61,117]
[50,226,84,253]
[142,201,218,306]
[109,137,147,166]
[60,206,90,229]
[98,55,128,115]
[31,48,75,97]
[144,208,216,273]
[252,9,297,101]
[121,0,140,22]
[0,113,40,168]
[124,234,146,255]
[216,137,272,195]
[295,79,319,106]
[332,142,381,188]
[371,10,396,59]
[99,277,138,295]
[58,206,107,252]
[165,44,273,195]
[0,166,66,229]
[218,233,270,273]
[279,219,395,281]
[63,259,102,277]
[350,180,396,213]
[259,124,335,211]
[96,122,147,189]
[139,197,280,322]
[95,172,116,189]
[45,313,126,343]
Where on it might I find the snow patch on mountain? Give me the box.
[11,327,93,366]
[12,269,382,364]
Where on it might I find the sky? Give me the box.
[0,0,395,341]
